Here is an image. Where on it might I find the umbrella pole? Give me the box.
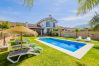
[20,33,23,48]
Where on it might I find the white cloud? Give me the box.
[54,0,69,6]
[48,0,69,13]
[59,14,92,21]
[59,16,82,21]
[59,7,99,21]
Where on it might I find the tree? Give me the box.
[93,24,99,31]
[78,0,99,14]
[0,22,10,37]
[0,22,9,29]
[52,28,59,36]
[75,28,80,38]
[89,13,99,28]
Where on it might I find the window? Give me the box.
[46,22,50,27]
[53,23,55,27]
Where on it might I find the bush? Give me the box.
[11,42,17,46]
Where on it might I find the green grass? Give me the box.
[0,37,99,66]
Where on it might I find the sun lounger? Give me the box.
[7,46,42,63]
[11,44,36,49]
[23,38,30,43]
[85,37,91,42]
[76,36,82,41]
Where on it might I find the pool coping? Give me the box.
[35,37,94,59]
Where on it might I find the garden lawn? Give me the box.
[0,37,99,66]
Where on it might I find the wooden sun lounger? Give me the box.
[7,48,39,63]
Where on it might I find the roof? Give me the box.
[27,24,41,29]
[37,15,57,24]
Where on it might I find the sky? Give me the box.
[0,0,99,27]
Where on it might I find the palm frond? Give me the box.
[78,0,99,15]
[78,0,86,3]
[24,0,34,8]
[93,24,99,31]
[89,13,99,28]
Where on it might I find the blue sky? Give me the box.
[0,0,99,27]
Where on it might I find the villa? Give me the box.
[0,0,99,66]
[28,15,57,35]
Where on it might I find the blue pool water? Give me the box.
[39,38,86,52]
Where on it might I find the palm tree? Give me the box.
[78,0,99,14]
[75,28,80,38]
[89,12,99,29]
[93,24,99,31]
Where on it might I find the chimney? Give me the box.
[49,15,52,18]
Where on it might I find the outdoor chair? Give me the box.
[76,36,82,41]
[23,38,30,44]
[11,44,36,50]
[7,47,41,63]
[85,37,91,42]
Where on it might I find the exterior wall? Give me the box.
[39,21,56,28]
[60,31,99,40]
[43,28,47,34]
[0,36,12,47]
[40,21,46,28]
[39,21,57,35]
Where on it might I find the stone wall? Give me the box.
[0,36,12,47]
[59,31,99,40]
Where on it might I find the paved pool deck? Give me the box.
[36,37,94,59]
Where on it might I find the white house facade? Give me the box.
[36,15,57,35]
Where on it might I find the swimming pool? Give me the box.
[36,37,94,59]
[39,38,86,52]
